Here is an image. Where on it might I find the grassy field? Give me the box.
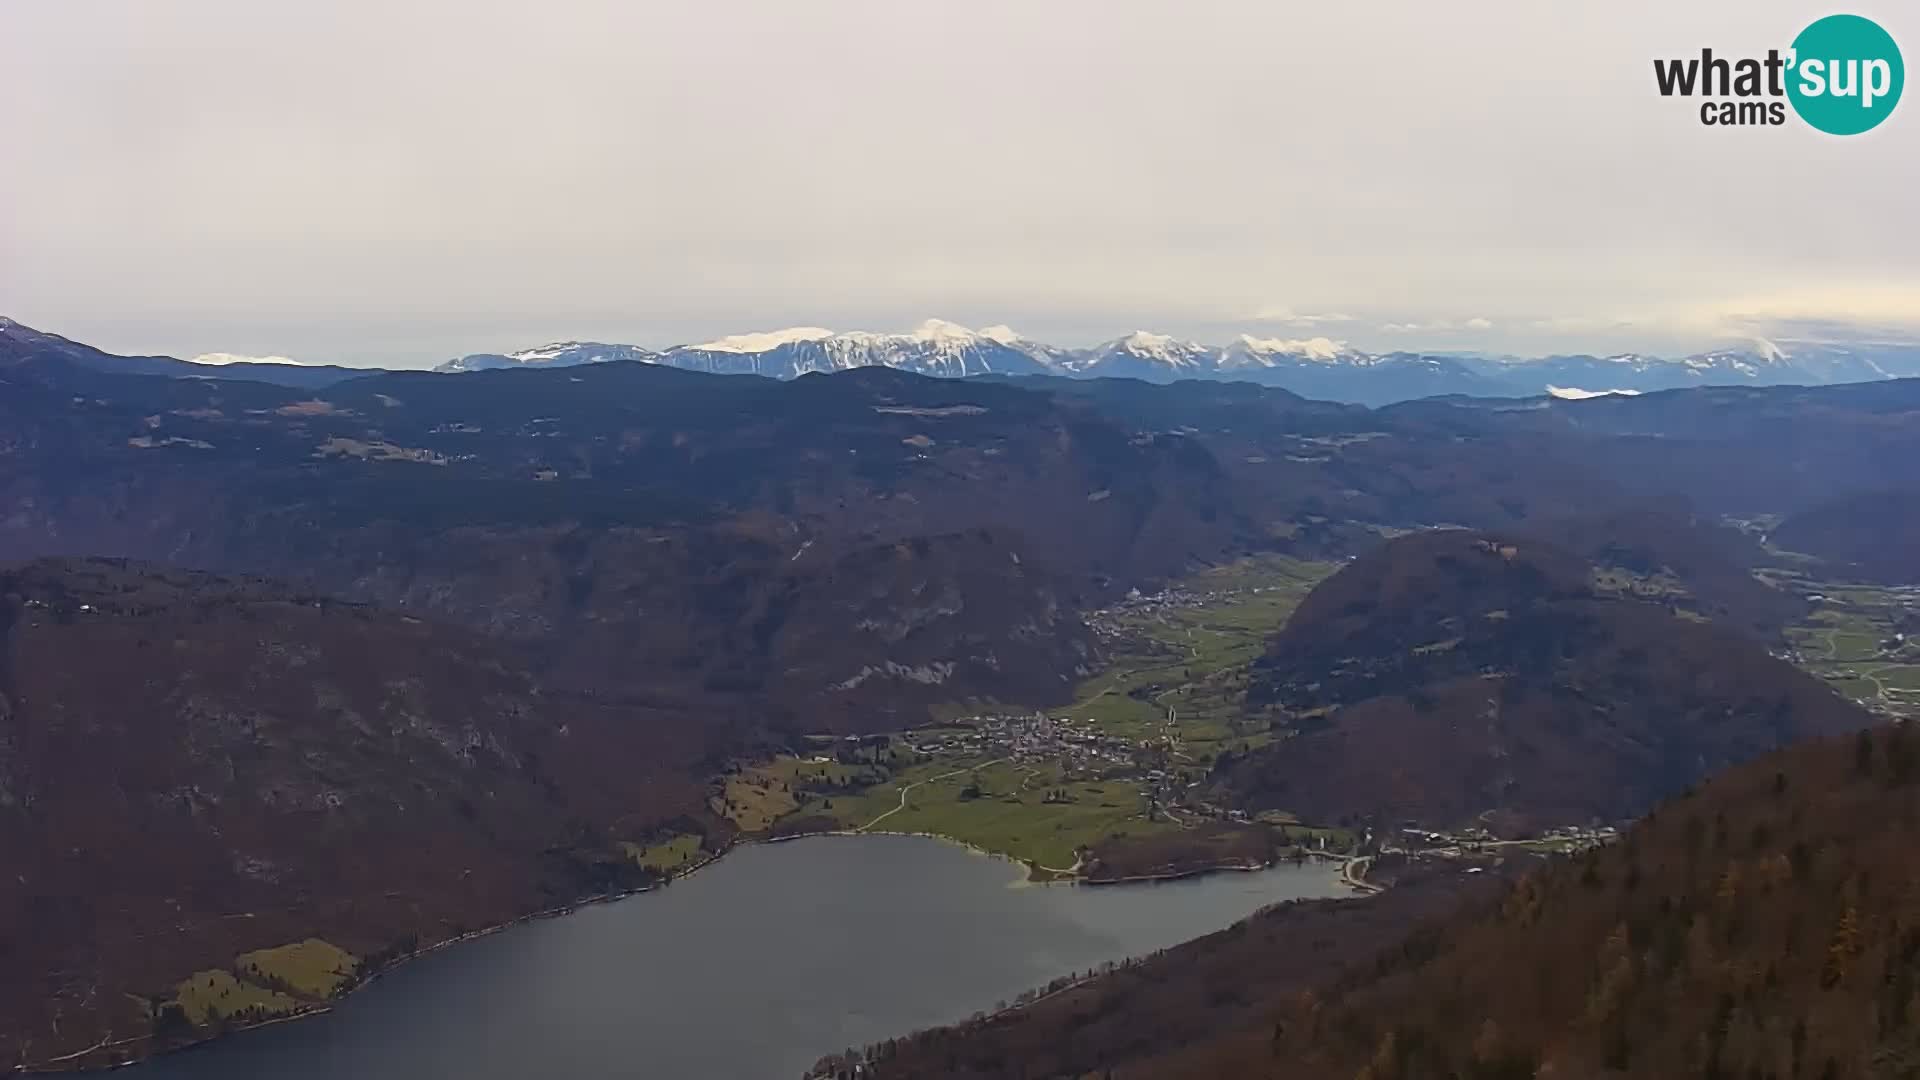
[170,969,301,1025]
[784,754,977,830]
[1067,555,1336,759]
[236,939,358,998]
[713,773,798,831]
[164,938,361,1028]
[1773,571,1920,718]
[713,753,892,830]
[622,833,705,873]
[793,758,1175,871]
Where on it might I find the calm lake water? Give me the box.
[112,834,1349,1080]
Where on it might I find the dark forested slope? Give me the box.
[1775,490,1920,584]
[861,724,1920,1080]
[1160,723,1920,1079]
[0,559,724,1067]
[1224,529,1868,829]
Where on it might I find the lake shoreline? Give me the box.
[32,831,1361,1075]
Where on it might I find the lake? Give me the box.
[112,834,1351,1080]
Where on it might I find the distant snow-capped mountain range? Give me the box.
[437,320,1371,379]
[11,312,1916,408]
[434,319,1920,407]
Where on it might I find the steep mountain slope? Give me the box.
[1227,530,1869,829]
[1156,723,1920,1079]
[0,559,724,1069]
[1066,331,1216,380]
[851,861,1506,1080]
[1524,501,1810,637]
[865,724,1920,1080]
[1775,491,1920,584]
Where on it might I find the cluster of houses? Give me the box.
[920,712,1145,776]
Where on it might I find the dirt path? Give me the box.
[856,757,1008,832]
[1033,853,1086,876]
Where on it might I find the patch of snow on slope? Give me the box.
[190,352,307,366]
[1117,330,1203,365]
[1547,385,1642,400]
[508,343,590,363]
[690,327,836,353]
[1235,334,1344,361]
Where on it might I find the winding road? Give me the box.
[1340,855,1379,893]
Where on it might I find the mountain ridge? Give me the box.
[428,319,1920,406]
[11,315,1920,407]
[1224,528,1871,830]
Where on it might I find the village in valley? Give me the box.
[699,553,1631,884]
[1760,573,1920,719]
[658,540,1908,890]
[677,555,1357,879]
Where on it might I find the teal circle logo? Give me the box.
[1787,14,1904,134]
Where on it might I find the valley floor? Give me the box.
[713,555,1363,880]
[702,546,1916,891]
[1765,569,1920,719]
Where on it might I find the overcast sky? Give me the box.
[3,1,1916,367]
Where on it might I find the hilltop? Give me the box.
[1223,529,1869,829]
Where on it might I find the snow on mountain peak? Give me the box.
[190,352,308,367]
[1111,330,1203,365]
[907,318,981,345]
[689,327,836,354]
[1234,334,1345,362]
[423,320,1920,397]
[1547,385,1642,400]
[684,321,1006,358]
[508,342,590,364]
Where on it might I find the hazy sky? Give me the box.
[3,1,1917,367]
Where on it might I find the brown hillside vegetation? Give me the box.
[1228,530,1868,829]
[7,342,1919,734]
[0,559,722,1068]
[0,358,1244,726]
[1523,500,1809,637]
[1774,491,1920,585]
[850,860,1504,1080]
[856,724,1920,1079]
[1152,722,1920,1079]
